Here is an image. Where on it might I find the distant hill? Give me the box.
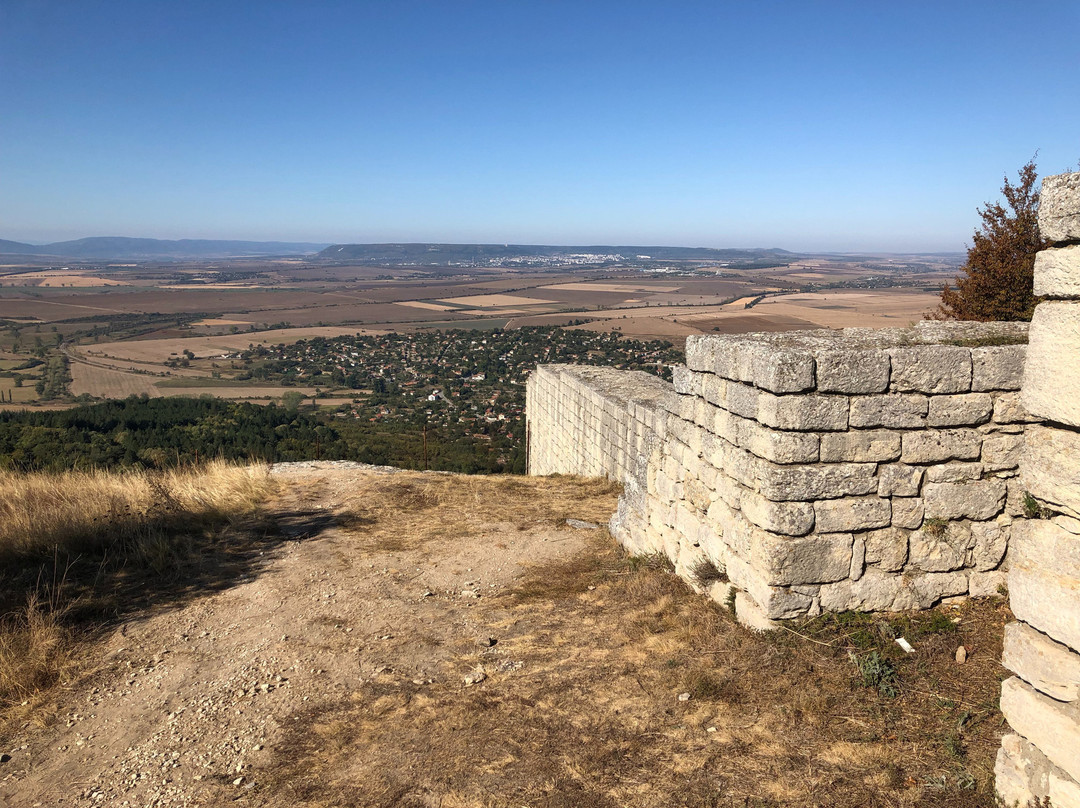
[0,237,329,260]
[317,243,795,265]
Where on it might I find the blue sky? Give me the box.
[1,1,1077,251]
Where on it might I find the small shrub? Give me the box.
[1023,492,1049,520]
[849,650,899,698]
[724,587,737,617]
[923,517,949,538]
[689,558,728,587]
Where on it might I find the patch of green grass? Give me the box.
[1023,492,1050,519]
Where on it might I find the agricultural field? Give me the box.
[0,252,959,410]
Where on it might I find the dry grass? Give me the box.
[263,526,1009,808]
[0,460,275,563]
[0,461,277,714]
[334,471,622,553]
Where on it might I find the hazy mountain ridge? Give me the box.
[318,243,796,265]
[0,237,330,260]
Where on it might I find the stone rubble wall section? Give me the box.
[996,172,1080,808]
[526,319,1032,633]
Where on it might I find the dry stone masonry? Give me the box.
[995,171,1080,808]
[527,319,1032,630]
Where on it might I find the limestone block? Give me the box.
[982,433,1024,472]
[671,365,702,396]
[815,349,890,394]
[927,393,993,426]
[1009,519,1080,651]
[1035,244,1080,298]
[925,462,985,483]
[1022,424,1080,519]
[733,590,780,631]
[1054,515,1080,534]
[748,347,817,394]
[864,527,909,571]
[818,568,967,611]
[1039,171,1080,244]
[1023,302,1080,427]
[877,463,924,497]
[901,429,983,464]
[969,570,1007,597]
[724,554,814,619]
[819,429,901,463]
[971,345,1027,392]
[755,459,878,502]
[1001,675,1080,783]
[888,345,972,394]
[1051,771,1080,808]
[908,524,974,572]
[739,491,815,536]
[995,734,1050,808]
[756,389,850,432]
[1007,479,1030,517]
[971,520,1010,571]
[735,415,820,463]
[923,479,1006,520]
[814,496,891,532]
[850,394,928,428]
[1003,621,1080,703]
[891,497,924,529]
[993,392,1037,424]
[751,530,853,586]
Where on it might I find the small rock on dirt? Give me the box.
[955,645,968,664]
[678,692,691,702]
[566,519,600,530]
[464,668,487,685]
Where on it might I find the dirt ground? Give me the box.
[0,465,1008,808]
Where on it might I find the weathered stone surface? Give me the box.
[863,527,909,571]
[891,497,924,529]
[819,429,901,463]
[1035,244,1080,298]
[850,394,928,428]
[982,433,1024,472]
[750,348,817,394]
[1003,622,1080,703]
[815,349,890,394]
[755,459,879,502]
[971,345,1027,392]
[671,365,702,396]
[1039,171,1080,244]
[1022,424,1080,519]
[850,535,866,581]
[909,524,974,572]
[734,415,820,463]
[751,531,853,586]
[755,390,849,432]
[733,589,780,631]
[923,480,1006,520]
[927,393,993,426]
[969,569,1007,597]
[813,496,891,533]
[877,463,924,497]
[1009,519,1080,651]
[996,734,1051,808]
[901,429,983,464]
[1050,771,1080,808]
[971,519,1010,571]
[818,568,967,611]
[1001,676,1080,784]
[889,345,972,394]
[993,391,1037,424]
[1024,302,1080,427]
[739,491,815,536]
[925,462,984,483]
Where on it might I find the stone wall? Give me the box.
[526,320,1033,628]
[995,172,1080,808]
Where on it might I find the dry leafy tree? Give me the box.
[935,160,1048,321]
